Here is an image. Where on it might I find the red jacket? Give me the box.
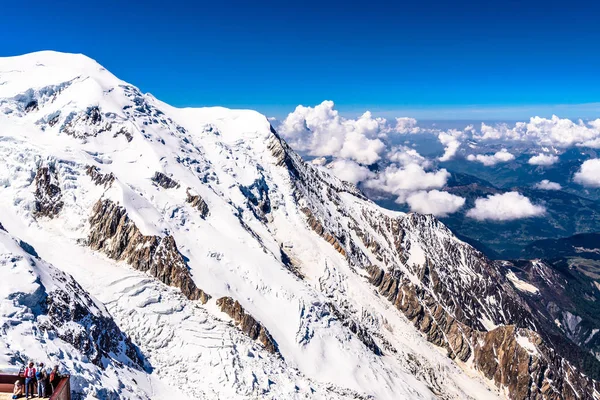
[24,367,36,379]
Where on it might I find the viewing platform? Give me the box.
[0,373,71,400]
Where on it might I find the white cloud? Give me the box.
[476,116,600,148]
[438,129,465,161]
[364,163,450,201]
[310,157,327,166]
[466,192,546,221]
[395,117,420,134]
[467,148,515,166]
[574,159,600,187]
[476,122,521,141]
[405,190,465,217]
[386,146,431,168]
[278,100,399,164]
[326,159,374,185]
[534,180,562,190]
[528,153,559,166]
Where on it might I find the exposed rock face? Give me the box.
[216,296,278,354]
[473,326,600,400]
[33,165,64,218]
[88,199,210,303]
[113,126,133,142]
[1,228,144,371]
[301,207,347,257]
[506,259,600,370]
[368,265,472,361]
[328,302,382,356]
[86,165,115,187]
[367,265,600,399]
[268,129,600,399]
[152,171,180,189]
[240,175,271,221]
[61,106,112,138]
[42,278,144,369]
[24,99,38,113]
[186,189,209,218]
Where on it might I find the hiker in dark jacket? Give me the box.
[36,363,48,398]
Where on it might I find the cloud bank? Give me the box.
[466,192,546,221]
[277,101,600,221]
[476,116,600,148]
[574,159,600,187]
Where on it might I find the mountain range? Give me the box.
[1,51,599,400]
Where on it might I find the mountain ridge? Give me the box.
[0,51,599,399]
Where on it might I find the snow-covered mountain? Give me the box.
[0,51,599,400]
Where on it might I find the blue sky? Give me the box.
[2,0,600,119]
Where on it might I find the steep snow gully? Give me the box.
[0,51,599,400]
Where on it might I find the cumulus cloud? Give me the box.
[364,163,450,202]
[476,122,521,141]
[466,192,546,221]
[574,159,600,187]
[279,100,429,165]
[528,153,559,166]
[405,190,465,217]
[326,159,374,185]
[438,129,466,161]
[395,117,420,134]
[277,101,388,164]
[386,146,431,168]
[467,148,515,166]
[477,116,600,148]
[310,157,327,166]
[534,180,562,190]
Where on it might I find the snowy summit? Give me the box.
[0,52,598,400]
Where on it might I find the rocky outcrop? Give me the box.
[86,165,115,187]
[0,227,145,371]
[61,106,112,138]
[473,326,600,400]
[328,303,382,356]
[42,279,144,369]
[88,199,210,303]
[301,207,347,257]
[186,189,209,218]
[216,296,278,354]
[368,265,600,399]
[24,99,38,113]
[240,176,271,221]
[152,171,180,189]
[33,165,64,218]
[113,126,133,142]
[368,265,472,360]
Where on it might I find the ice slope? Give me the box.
[0,51,511,399]
[0,226,163,399]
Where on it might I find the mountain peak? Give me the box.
[1,52,599,400]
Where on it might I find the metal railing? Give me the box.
[49,375,71,400]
